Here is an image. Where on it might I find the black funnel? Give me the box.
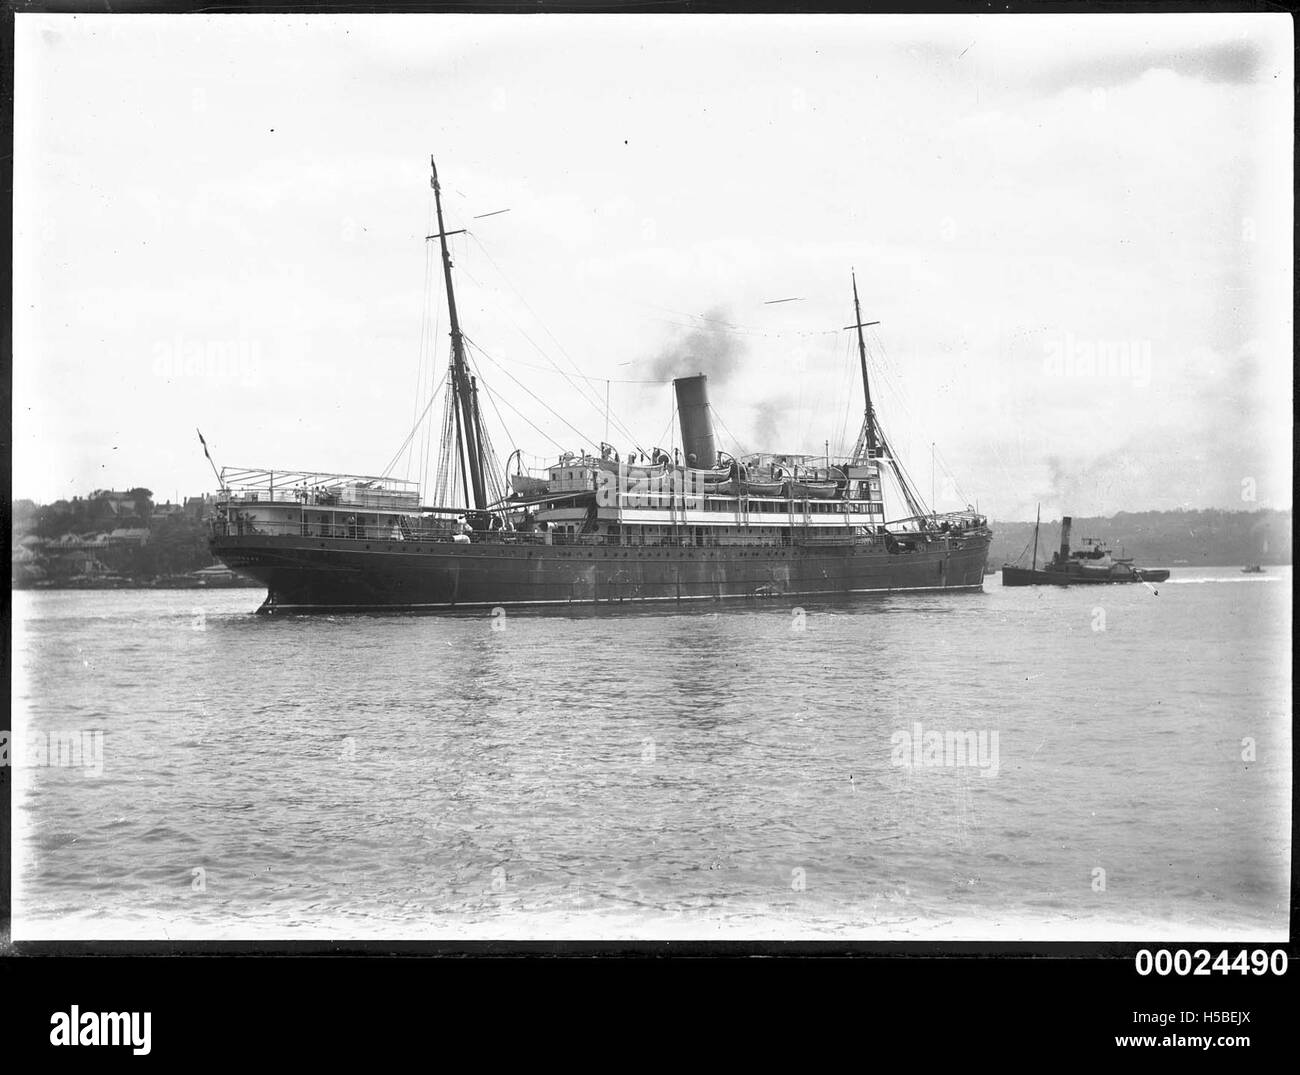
[673,374,717,469]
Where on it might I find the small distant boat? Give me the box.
[1242,564,1265,574]
[1002,510,1170,586]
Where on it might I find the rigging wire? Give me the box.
[417,202,445,485]
[456,256,649,453]
[466,234,671,457]
[416,223,444,497]
[834,328,858,458]
[463,349,520,492]
[469,367,518,465]
[799,329,851,452]
[464,347,666,384]
[708,404,748,461]
[404,239,432,481]
[432,369,460,508]
[474,380,569,454]
[381,367,450,479]
[882,423,932,518]
[462,335,588,452]
[653,404,678,460]
[467,235,642,436]
[1009,534,1034,566]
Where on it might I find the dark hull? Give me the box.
[1002,565,1169,586]
[211,533,991,613]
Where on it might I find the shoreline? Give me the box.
[12,577,263,591]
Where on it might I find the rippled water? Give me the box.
[11,567,1291,940]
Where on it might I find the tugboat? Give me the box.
[206,157,992,613]
[1241,564,1265,574]
[1002,512,1169,586]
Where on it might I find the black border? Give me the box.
[1,1,1295,1057]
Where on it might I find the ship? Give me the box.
[1001,509,1169,586]
[207,157,991,613]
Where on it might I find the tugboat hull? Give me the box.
[212,533,991,613]
[1001,565,1168,586]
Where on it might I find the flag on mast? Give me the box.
[197,428,223,486]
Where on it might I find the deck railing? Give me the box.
[209,515,994,551]
[218,467,421,513]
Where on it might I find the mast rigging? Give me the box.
[847,269,880,458]
[843,272,928,520]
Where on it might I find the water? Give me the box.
[11,567,1291,940]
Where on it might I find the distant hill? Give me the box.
[988,509,1291,568]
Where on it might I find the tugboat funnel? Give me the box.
[673,374,717,469]
[1059,516,1073,560]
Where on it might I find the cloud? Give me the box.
[1033,40,1266,94]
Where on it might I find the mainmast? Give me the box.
[844,270,928,521]
[430,156,488,511]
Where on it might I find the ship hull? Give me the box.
[211,533,991,613]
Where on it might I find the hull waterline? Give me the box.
[213,533,991,613]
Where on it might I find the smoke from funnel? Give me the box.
[753,398,783,448]
[648,306,744,385]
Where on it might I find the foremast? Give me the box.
[430,156,488,512]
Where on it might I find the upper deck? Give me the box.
[216,467,421,512]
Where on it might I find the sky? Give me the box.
[12,12,1294,520]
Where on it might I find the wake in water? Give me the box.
[1164,575,1283,584]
